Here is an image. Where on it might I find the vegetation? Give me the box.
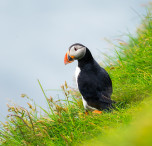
[0,8,152,146]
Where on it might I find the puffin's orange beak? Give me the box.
[64,51,74,65]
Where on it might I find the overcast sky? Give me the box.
[0,0,150,121]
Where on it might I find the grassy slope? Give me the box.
[84,96,152,146]
[0,9,152,146]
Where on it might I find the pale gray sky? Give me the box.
[0,0,150,121]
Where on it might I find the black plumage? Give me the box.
[76,46,113,110]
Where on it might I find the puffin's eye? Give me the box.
[74,47,78,51]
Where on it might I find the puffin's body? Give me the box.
[64,43,113,112]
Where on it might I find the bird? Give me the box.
[64,43,113,114]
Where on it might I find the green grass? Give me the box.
[1,8,152,146]
[83,96,152,146]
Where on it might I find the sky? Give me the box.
[0,0,150,121]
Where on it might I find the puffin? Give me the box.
[64,43,113,114]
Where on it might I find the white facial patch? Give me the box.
[70,45,86,60]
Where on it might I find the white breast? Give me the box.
[75,66,81,88]
[75,66,97,111]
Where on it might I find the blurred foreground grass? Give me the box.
[0,6,152,146]
[84,96,152,146]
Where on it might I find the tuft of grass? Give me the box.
[106,12,152,106]
[1,7,152,146]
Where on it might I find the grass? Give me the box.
[1,7,152,146]
[84,96,152,146]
